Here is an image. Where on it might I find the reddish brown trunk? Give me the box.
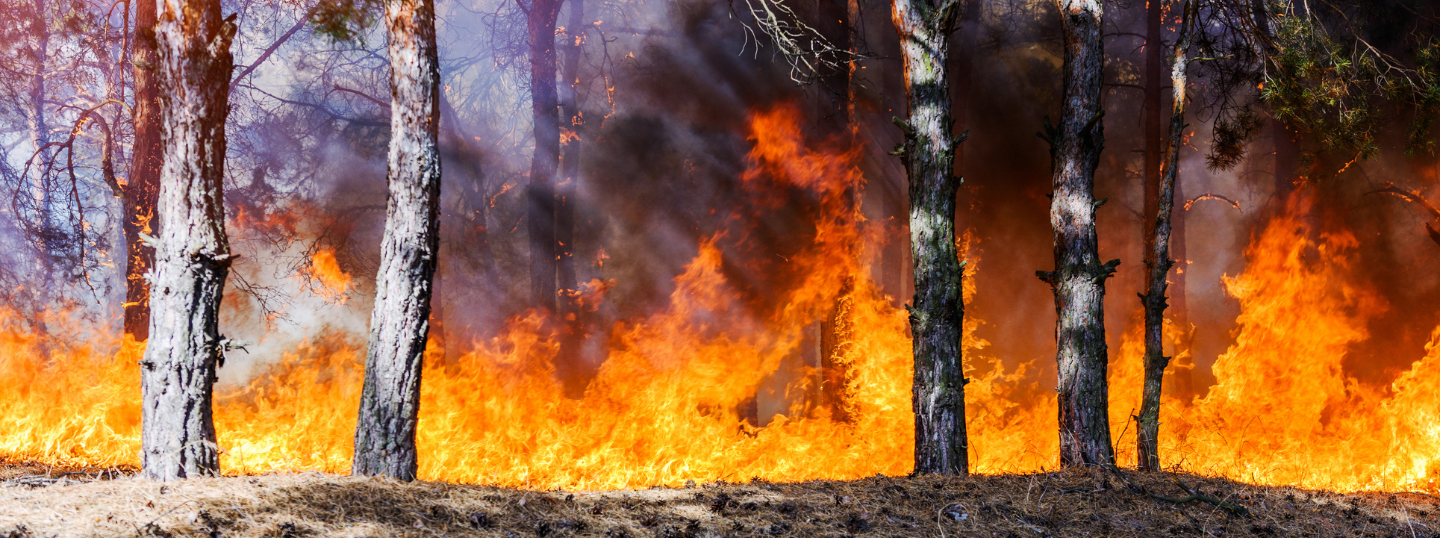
[125,0,163,341]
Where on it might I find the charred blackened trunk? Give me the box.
[527,0,563,313]
[125,0,164,341]
[1138,0,1196,473]
[891,0,968,476]
[1037,0,1115,469]
[351,0,442,481]
[140,0,235,481]
[556,0,585,396]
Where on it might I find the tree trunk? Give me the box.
[527,0,563,313]
[557,0,583,308]
[351,0,443,481]
[1169,174,1193,399]
[891,0,968,476]
[556,0,585,396]
[1037,0,1115,469]
[816,0,854,421]
[125,0,164,341]
[1141,0,1162,281]
[140,0,235,481]
[1137,0,1196,473]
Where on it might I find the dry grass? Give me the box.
[0,463,1435,537]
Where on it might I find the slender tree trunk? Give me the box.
[1169,176,1193,399]
[891,0,968,476]
[140,0,235,481]
[1138,0,1196,473]
[557,0,583,308]
[1136,0,1162,470]
[1037,0,1115,468]
[351,0,443,481]
[27,0,56,306]
[816,0,854,421]
[125,0,164,341]
[1141,0,1162,275]
[556,0,585,396]
[527,0,563,313]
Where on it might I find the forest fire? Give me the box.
[0,106,1434,493]
[306,248,353,302]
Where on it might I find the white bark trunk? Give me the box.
[140,0,236,481]
[351,0,443,481]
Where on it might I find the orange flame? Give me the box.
[0,106,1434,493]
[305,248,352,303]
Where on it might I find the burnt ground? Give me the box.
[0,462,1436,537]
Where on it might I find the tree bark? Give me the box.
[557,0,583,309]
[1037,0,1115,469]
[140,0,235,481]
[351,0,443,481]
[816,0,855,421]
[527,0,563,313]
[891,0,968,476]
[1169,171,1192,398]
[125,0,164,341]
[1141,0,1162,276]
[1138,0,1196,473]
[556,0,585,396]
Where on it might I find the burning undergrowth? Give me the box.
[0,102,1437,493]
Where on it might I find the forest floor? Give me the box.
[0,460,1435,537]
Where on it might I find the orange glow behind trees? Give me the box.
[0,107,1434,492]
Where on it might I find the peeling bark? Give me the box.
[140,0,235,481]
[1037,0,1115,468]
[1138,0,1197,473]
[351,0,443,481]
[891,0,968,476]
